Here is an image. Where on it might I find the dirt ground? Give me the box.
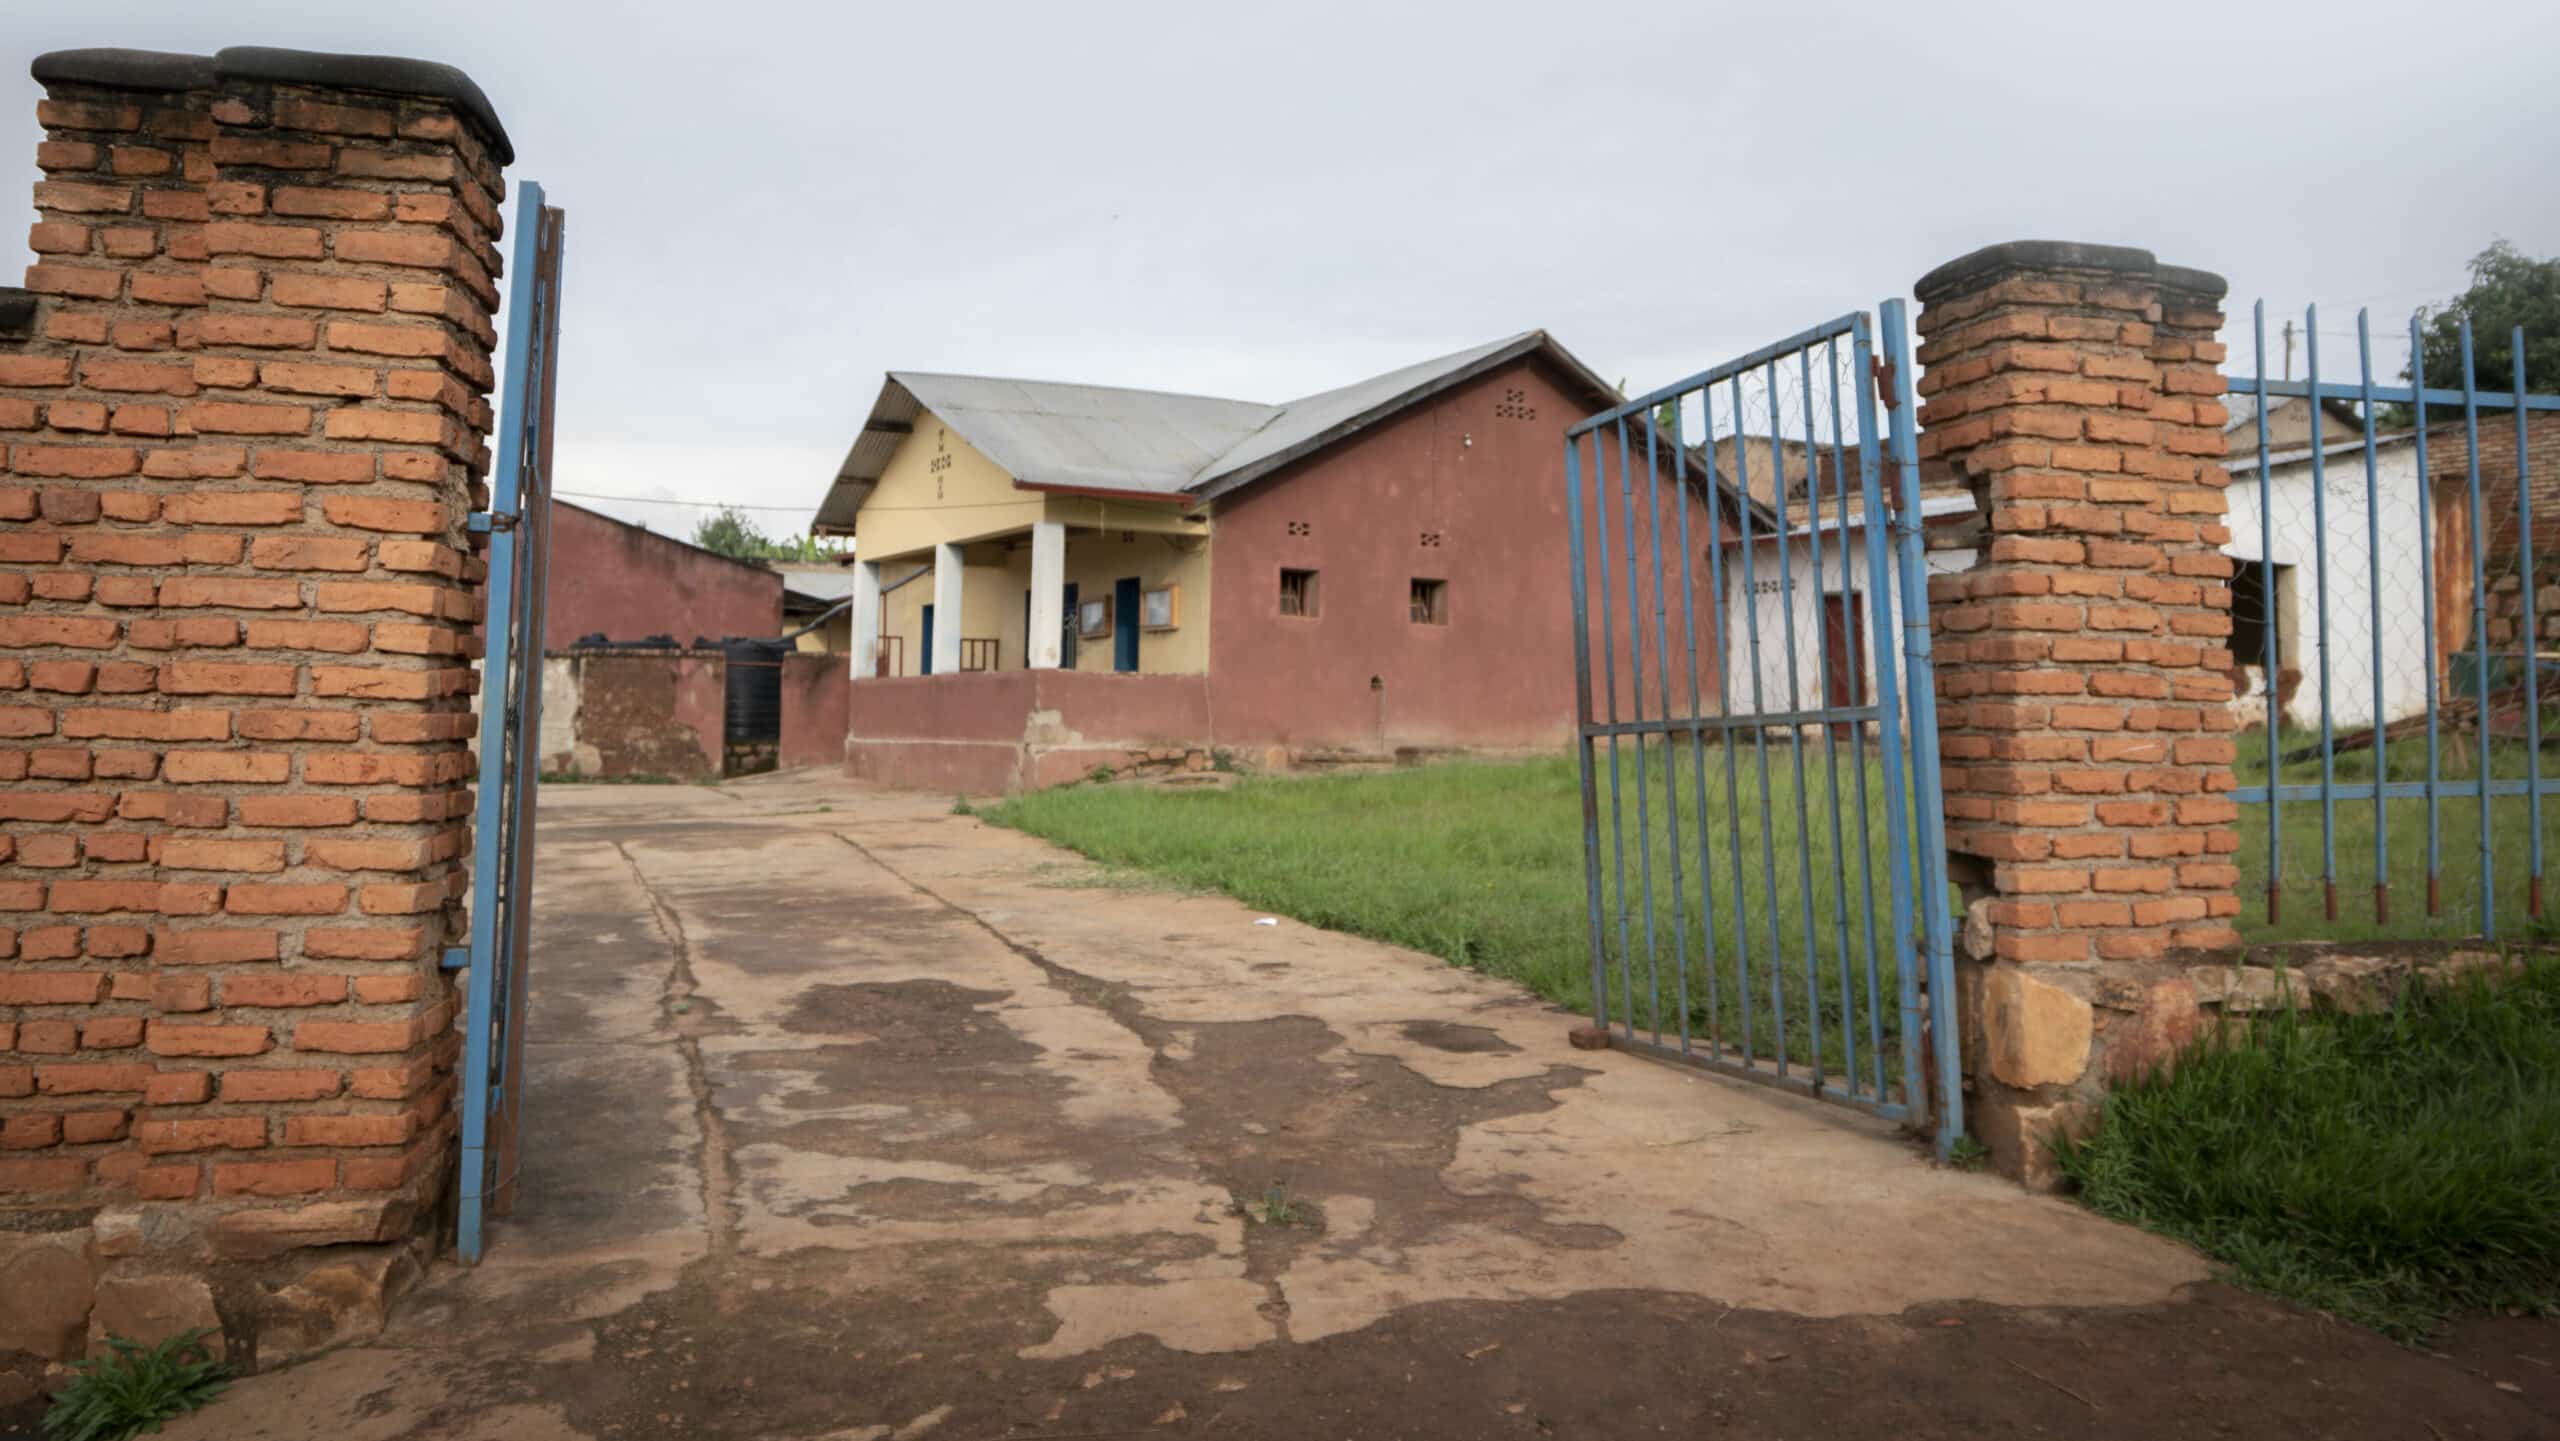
[26,769,2547,1440]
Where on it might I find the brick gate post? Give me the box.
[1911,242,2240,1184]
[1,47,509,1362]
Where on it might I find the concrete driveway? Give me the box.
[158,770,2551,1440]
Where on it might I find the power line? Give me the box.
[555,489,816,514]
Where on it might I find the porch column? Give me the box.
[849,559,882,680]
[1027,522,1066,668]
[931,541,964,675]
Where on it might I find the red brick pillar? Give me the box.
[1913,243,2240,1184]
[1,47,509,1362]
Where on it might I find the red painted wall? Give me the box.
[846,671,1213,793]
[543,501,784,651]
[1208,357,1711,752]
[780,654,850,771]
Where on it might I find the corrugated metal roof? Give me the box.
[1186,332,1542,499]
[813,329,1750,535]
[897,373,1276,495]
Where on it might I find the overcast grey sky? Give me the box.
[15,1,2560,541]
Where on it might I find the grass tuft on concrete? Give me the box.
[2055,958,2560,1340]
[44,1329,229,1441]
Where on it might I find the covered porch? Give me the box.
[850,503,1211,679]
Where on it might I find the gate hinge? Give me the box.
[467,512,519,535]
[441,946,472,971]
[1871,356,1900,411]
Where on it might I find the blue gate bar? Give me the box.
[2518,327,2543,917]
[2357,312,2388,921]
[1731,371,1787,1076]
[2305,311,2339,920]
[2253,304,2280,922]
[1807,339,1858,1097]
[1565,436,1611,1031]
[2463,321,2494,934]
[1591,425,1633,1037]
[1834,332,1888,1104]
[2237,779,2560,802]
[2411,316,2441,914]
[1768,358,1822,1085]
[1669,399,1723,1065]
[1699,384,1754,1066]
[456,180,558,1264]
[1856,310,1925,1123]
[1613,416,1661,1043]
[2222,376,2560,412]
[1642,408,1694,1054]
[1879,298,1962,1157]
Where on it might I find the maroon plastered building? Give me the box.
[810,332,1745,789]
[541,500,781,649]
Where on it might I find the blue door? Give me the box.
[1112,577,1140,673]
[920,604,935,675]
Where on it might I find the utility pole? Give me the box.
[2282,318,2296,382]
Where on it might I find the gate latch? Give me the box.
[1871,356,1900,411]
[467,512,520,535]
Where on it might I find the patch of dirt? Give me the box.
[1399,1019,1522,1054]
[734,977,1173,1198]
[2436,1313,2560,1415]
[371,1277,2560,1441]
[781,979,1015,1042]
[1133,1012,1613,1273]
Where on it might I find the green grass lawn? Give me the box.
[989,732,2560,1090]
[2056,958,2560,1338]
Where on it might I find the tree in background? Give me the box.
[689,505,850,564]
[691,505,770,559]
[2409,241,2560,404]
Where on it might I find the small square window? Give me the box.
[1410,578,1448,625]
[1279,568,1319,618]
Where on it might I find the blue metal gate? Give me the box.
[1564,303,1961,1152]
[2227,301,2560,939]
[448,182,567,1262]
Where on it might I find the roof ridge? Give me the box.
[1187,331,1548,489]
[887,368,1273,411]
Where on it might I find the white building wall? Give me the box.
[2223,438,2430,731]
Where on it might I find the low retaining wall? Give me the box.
[540,650,852,781]
[847,671,1215,794]
[779,655,848,772]
[1958,919,2537,1185]
[538,650,727,780]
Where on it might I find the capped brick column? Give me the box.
[1,47,510,1362]
[1912,242,2240,1184]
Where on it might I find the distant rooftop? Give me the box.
[813,331,1730,533]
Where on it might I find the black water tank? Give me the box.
[721,638,786,743]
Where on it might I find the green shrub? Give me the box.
[2056,958,2560,1339]
[44,1329,230,1441]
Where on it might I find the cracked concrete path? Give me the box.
[155,770,2554,1441]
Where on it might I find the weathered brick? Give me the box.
[138,1116,268,1153]
[212,1158,337,1196]
[146,1022,275,1058]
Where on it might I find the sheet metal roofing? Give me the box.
[813,331,1628,533]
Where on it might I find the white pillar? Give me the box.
[1027,522,1065,669]
[931,541,964,676]
[849,559,882,680]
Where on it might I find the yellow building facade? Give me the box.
[858,411,1214,678]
